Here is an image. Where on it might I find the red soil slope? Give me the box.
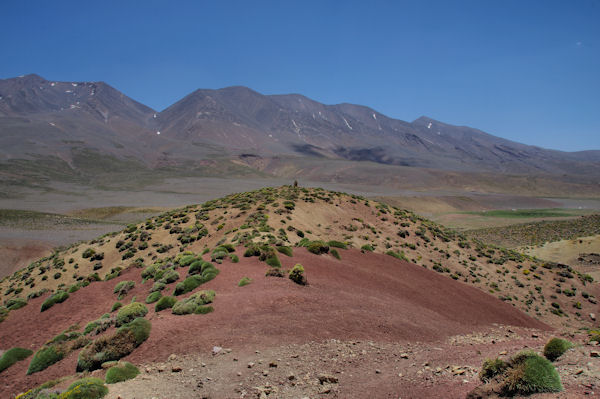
[0,248,549,397]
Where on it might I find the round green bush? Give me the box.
[111,301,122,312]
[105,362,140,384]
[59,377,107,399]
[6,297,27,311]
[40,291,69,312]
[172,290,215,315]
[503,352,562,395]
[238,277,252,287]
[479,357,508,382]
[113,280,135,296]
[155,296,177,312]
[116,302,148,326]
[145,291,162,304]
[77,318,150,372]
[0,347,33,373]
[27,345,64,375]
[543,338,572,361]
[289,264,307,285]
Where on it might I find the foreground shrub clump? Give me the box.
[77,318,151,371]
[0,347,33,373]
[145,291,162,304]
[472,351,562,397]
[238,277,252,287]
[172,290,215,315]
[289,264,307,285]
[543,338,572,361]
[27,345,64,375]
[6,297,28,310]
[113,280,135,298]
[173,262,219,295]
[155,296,177,312]
[59,377,108,399]
[41,291,69,312]
[479,358,508,382]
[105,361,140,384]
[116,302,148,326]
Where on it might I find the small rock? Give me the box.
[590,313,596,321]
[269,361,278,368]
[288,374,296,381]
[575,369,584,375]
[172,366,182,373]
[375,369,381,374]
[212,346,223,355]
[499,351,507,355]
[262,370,269,376]
[531,333,539,338]
[400,353,409,359]
[233,357,238,362]
[248,362,255,368]
[201,362,206,367]
[237,371,242,376]
[168,354,177,361]
[590,351,600,358]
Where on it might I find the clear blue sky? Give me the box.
[1,0,599,151]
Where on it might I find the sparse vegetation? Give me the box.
[59,377,108,399]
[238,277,252,287]
[172,290,215,315]
[155,296,177,312]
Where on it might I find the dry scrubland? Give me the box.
[0,186,598,398]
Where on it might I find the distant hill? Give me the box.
[1,74,599,191]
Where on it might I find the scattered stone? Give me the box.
[499,351,507,355]
[171,366,182,373]
[590,351,600,358]
[288,374,296,381]
[375,369,381,374]
[575,369,584,375]
[269,361,277,368]
[248,362,255,368]
[400,353,409,359]
[531,333,539,338]
[212,346,223,355]
[262,370,269,376]
[168,354,177,361]
[590,313,596,321]
[236,372,242,376]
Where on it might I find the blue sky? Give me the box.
[1,0,598,151]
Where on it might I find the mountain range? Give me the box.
[1,74,599,189]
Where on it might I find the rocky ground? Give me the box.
[100,326,599,399]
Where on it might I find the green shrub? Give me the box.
[195,305,214,314]
[330,248,341,260]
[265,252,282,268]
[41,291,69,312]
[172,290,215,315]
[113,280,135,296]
[111,302,122,312]
[276,246,293,257]
[84,321,101,335]
[386,250,408,261]
[289,264,307,285]
[59,377,107,399]
[307,241,329,255]
[105,362,140,384]
[503,351,562,395]
[155,296,177,312]
[361,244,374,252]
[238,277,252,287]
[479,358,508,382]
[116,302,148,326]
[0,306,8,322]
[145,291,161,304]
[6,297,27,310]
[327,240,347,249]
[188,260,212,276]
[266,268,285,277]
[229,254,239,263]
[82,248,96,259]
[244,245,261,257]
[543,338,572,361]
[77,318,150,371]
[0,347,33,373]
[174,265,219,295]
[27,346,64,375]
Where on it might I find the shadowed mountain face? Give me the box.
[0,74,599,180]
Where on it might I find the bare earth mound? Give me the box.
[0,248,548,397]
